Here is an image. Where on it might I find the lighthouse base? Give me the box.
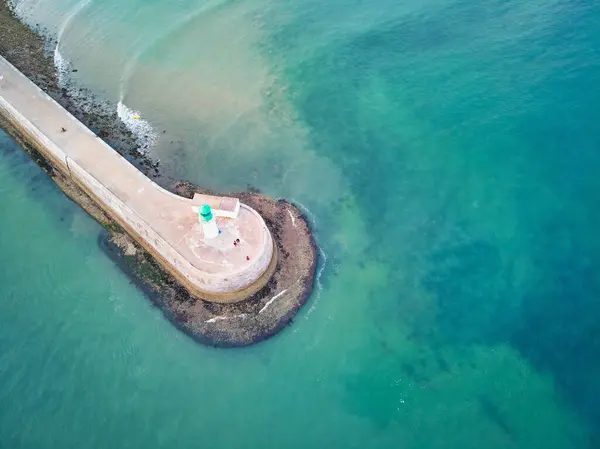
[201,219,220,239]
[102,184,318,347]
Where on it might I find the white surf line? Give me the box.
[58,0,91,44]
[291,199,328,318]
[291,199,316,227]
[205,313,248,324]
[54,0,92,87]
[259,288,288,314]
[306,244,328,317]
[52,47,69,87]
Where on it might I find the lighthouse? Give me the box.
[199,204,219,239]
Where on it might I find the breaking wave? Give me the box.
[53,0,92,87]
[53,47,70,87]
[291,199,327,318]
[116,101,158,153]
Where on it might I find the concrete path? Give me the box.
[0,56,274,301]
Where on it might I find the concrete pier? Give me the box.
[0,56,276,303]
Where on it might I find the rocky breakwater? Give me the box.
[0,2,317,346]
[113,182,318,347]
[99,181,317,347]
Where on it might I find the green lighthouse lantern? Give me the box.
[199,204,219,239]
[200,204,213,222]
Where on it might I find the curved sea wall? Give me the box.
[0,55,276,303]
[0,2,317,346]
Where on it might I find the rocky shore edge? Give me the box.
[0,1,318,347]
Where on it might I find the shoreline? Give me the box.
[0,0,318,347]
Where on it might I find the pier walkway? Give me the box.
[0,56,275,302]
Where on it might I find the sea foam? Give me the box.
[291,199,327,318]
[53,47,70,87]
[117,101,158,153]
[7,0,27,19]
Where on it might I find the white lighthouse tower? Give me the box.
[199,204,219,239]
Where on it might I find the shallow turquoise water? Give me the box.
[2,0,600,447]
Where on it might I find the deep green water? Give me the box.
[2,0,600,447]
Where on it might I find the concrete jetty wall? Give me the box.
[0,56,276,303]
